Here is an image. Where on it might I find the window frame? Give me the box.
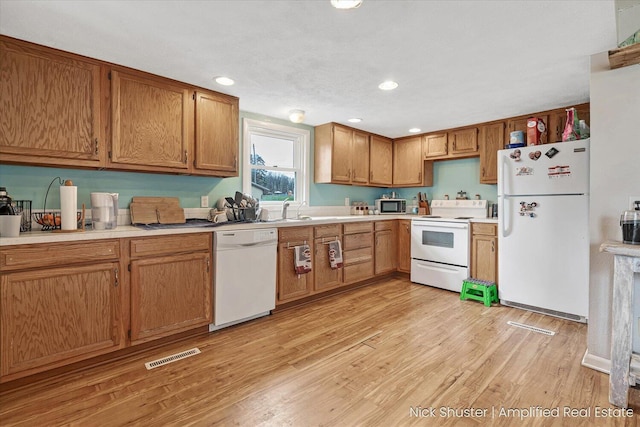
[242,118,310,207]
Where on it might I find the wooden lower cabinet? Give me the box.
[277,227,314,303]
[470,222,498,285]
[128,234,212,345]
[343,222,374,284]
[374,221,397,274]
[0,240,123,382]
[314,224,343,292]
[397,219,412,273]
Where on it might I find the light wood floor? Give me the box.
[1,277,639,426]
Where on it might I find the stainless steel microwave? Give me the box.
[375,199,407,214]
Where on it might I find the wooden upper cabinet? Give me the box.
[0,36,103,168]
[315,123,370,185]
[369,135,393,186]
[194,90,239,175]
[393,136,433,187]
[331,125,353,183]
[479,122,505,184]
[110,70,190,171]
[450,127,478,155]
[351,130,370,184]
[423,133,448,158]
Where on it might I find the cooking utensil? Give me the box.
[225,197,237,220]
[235,191,243,208]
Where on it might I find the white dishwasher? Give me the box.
[209,228,278,331]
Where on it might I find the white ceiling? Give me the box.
[0,0,618,139]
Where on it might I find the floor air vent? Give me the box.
[507,321,555,336]
[145,348,201,370]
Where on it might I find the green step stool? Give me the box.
[460,278,498,307]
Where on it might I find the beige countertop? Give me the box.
[0,214,496,246]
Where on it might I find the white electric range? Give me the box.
[411,200,488,292]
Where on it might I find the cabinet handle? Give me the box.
[482,167,485,177]
[418,172,422,182]
[206,257,210,272]
[370,171,373,181]
[114,267,119,287]
[234,155,238,169]
[94,138,99,155]
[492,241,495,252]
[184,150,188,164]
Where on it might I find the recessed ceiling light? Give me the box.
[348,118,363,123]
[214,76,234,86]
[330,0,363,9]
[409,128,421,133]
[378,80,398,91]
[288,109,305,123]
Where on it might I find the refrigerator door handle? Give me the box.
[499,153,510,196]
[501,196,512,238]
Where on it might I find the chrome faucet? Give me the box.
[281,197,291,219]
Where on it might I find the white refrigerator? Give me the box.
[497,139,589,322]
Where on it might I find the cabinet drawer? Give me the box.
[129,233,211,258]
[343,261,374,284]
[472,223,497,236]
[343,222,373,234]
[343,232,373,250]
[344,247,373,265]
[279,226,313,244]
[1,240,120,271]
[374,221,394,231]
[314,224,341,238]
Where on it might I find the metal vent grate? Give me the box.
[507,321,556,336]
[145,348,201,370]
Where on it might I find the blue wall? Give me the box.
[0,111,496,210]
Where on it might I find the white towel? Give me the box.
[328,240,343,269]
[294,244,312,274]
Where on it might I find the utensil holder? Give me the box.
[14,200,32,231]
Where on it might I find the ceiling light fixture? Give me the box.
[289,109,305,123]
[378,80,398,91]
[409,128,421,133]
[330,0,363,9]
[348,118,363,123]
[214,76,234,86]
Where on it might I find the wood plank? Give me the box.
[1,277,638,425]
[609,43,640,70]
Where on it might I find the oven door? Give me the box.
[410,220,469,267]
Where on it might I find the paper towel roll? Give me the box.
[60,183,77,230]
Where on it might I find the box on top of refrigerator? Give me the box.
[527,117,547,145]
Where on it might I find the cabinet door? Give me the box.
[331,125,352,183]
[314,238,342,291]
[0,38,102,167]
[423,134,448,158]
[369,135,393,186]
[479,122,505,184]
[110,70,190,171]
[277,242,314,302]
[471,235,497,283]
[450,128,478,155]
[1,263,121,380]
[194,91,239,175]
[397,220,411,273]
[375,227,397,275]
[130,252,212,344]
[351,131,370,184]
[393,136,423,186]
